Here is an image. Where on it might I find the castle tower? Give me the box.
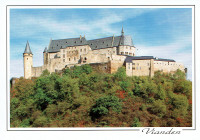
[43,47,48,65]
[23,41,33,79]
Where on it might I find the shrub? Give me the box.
[90,95,122,119]
[131,117,141,127]
[114,67,126,80]
[149,100,166,117]
[155,84,166,100]
[32,116,49,127]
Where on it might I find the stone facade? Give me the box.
[23,28,186,79]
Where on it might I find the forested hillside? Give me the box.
[10,65,192,127]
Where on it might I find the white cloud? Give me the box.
[136,35,192,80]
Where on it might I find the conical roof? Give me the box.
[24,41,32,54]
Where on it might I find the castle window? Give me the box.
[27,58,28,60]
[84,57,87,60]
[104,67,107,69]
[125,52,128,55]
[133,67,135,70]
[121,52,124,55]
[63,54,65,58]
[69,58,70,61]
[74,57,76,61]
[66,41,67,43]
[84,48,86,52]
[63,50,65,53]
[80,49,82,52]
[63,59,65,62]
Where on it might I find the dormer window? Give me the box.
[80,41,82,43]
[74,41,76,43]
[95,46,97,48]
[91,43,92,45]
[66,41,67,43]
[103,41,104,44]
[57,44,58,46]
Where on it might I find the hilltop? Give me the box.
[10,65,192,127]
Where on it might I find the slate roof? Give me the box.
[24,41,32,54]
[47,35,134,53]
[125,56,175,63]
[48,37,87,53]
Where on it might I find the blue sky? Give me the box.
[10,8,192,80]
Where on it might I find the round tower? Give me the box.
[23,41,33,79]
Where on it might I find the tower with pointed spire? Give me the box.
[23,41,33,79]
[121,26,124,36]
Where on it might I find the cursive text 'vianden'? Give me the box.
[142,128,181,134]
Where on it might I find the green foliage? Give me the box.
[131,117,142,127]
[41,69,50,77]
[90,95,122,119]
[155,84,166,100]
[173,69,186,80]
[119,81,130,92]
[114,67,126,80]
[32,116,49,127]
[10,66,192,127]
[174,80,192,97]
[149,100,167,117]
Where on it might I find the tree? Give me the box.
[90,95,122,119]
[149,100,167,117]
[114,67,126,80]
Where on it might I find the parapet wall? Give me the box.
[32,65,47,77]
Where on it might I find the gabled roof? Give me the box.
[24,41,32,54]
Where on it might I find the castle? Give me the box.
[23,28,186,79]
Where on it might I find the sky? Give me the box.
[10,8,193,80]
